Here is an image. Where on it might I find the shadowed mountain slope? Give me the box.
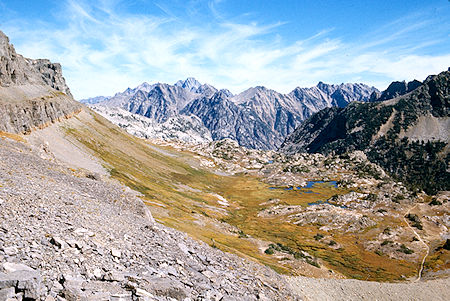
[280,69,450,194]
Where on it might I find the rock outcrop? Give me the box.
[0,31,72,96]
[0,30,81,134]
[92,105,213,144]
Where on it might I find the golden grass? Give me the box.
[0,131,26,142]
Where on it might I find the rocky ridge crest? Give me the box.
[0,31,72,97]
[0,30,81,134]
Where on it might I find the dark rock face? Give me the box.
[280,70,450,194]
[372,80,423,102]
[126,84,195,123]
[0,30,81,134]
[280,107,346,154]
[182,91,276,149]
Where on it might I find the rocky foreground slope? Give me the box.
[0,31,81,134]
[0,135,298,300]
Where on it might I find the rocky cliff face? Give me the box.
[0,31,72,97]
[126,84,196,123]
[181,90,277,149]
[88,77,377,149]
[0,30,81,133]
[280,69,450,194]
[288,82,375,111]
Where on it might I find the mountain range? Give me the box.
[81,78,377,149]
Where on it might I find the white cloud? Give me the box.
[1,0,449,99]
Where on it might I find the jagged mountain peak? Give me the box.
[316,81,336,92]
[174,77,202,92]
[0,30,73,97]
[219,88,233,97]
[135,81,154,92]
[205,90,232,104]
[233,86,282,105]
[89,75,379,150]
[195,83,218,96]
[0,30,12,56]
[244,86,273,94]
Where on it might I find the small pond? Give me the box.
[269,180,337,192]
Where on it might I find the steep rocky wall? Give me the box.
[0,91,81,134]
[0,31,72,97]
[0,30,81,134]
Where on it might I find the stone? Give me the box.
[135,288,154,297]
[66,239,84,250]
[50,237,67,249]
[111,248,122,258]
[103,271,125,282]
[202,270,214,279]
[2,247,18,256]
[0,287,15,299]
[50,280,64,294]
[92,268,102,280]
[62,274,84,285]
[167,265,179,277]
[142,277,189,300]
[2,269,42,300]
[110,293,133,301]
[0,272,17,289]
[3,262,35,273]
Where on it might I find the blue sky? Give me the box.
[0,0,449,99]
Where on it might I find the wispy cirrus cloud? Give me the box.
[1,0,449,99]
